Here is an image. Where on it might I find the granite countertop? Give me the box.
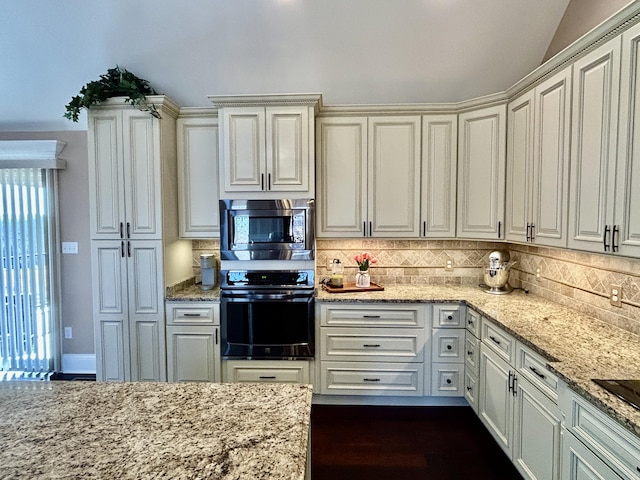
[316,285,640,438]
[0,382,312,480]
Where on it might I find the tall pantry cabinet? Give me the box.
[88,96,190,382]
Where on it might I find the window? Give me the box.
[0,141,65,380]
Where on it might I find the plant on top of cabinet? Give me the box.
[64,66,160,122]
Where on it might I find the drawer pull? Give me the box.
[183,313,202,317]
[446,379,452,384]
[363,344,381,348]
[259,376,276,380]
[446,345,452,350]
[489,335,501,345]
[467,319,474,325]
[363,315,381,318]
[447,315,453,320]
[466,386,472,391]
[467,350,473,356]
[529,366,546,379]
[363,378,380,382]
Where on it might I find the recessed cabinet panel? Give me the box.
[431,362,464,396]
[131,320,163,382]
[128,243,162,316]
[431,329,465,363]
[224,360,309,384]
[267,108,309,190]
[98,320,128,382]
[322,328,424,363]
[223,108,265,191]
[167,326,218,382]
[92,242,127,315]
[321,361,424,396]
[321,304,425,327]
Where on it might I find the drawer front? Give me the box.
[321,304,426,328]
[465,333,480,377]
[433,304,466,328]
[431,329,465,363]
[481,319,515,364]
[563,389,640,479]
[466,308,481,338]
[322,328,424,363]
[464,371,479,413]
[430,362,464,397]
[516,342,558,403]
[166,302,219,325]
[321,362,424,396]
[224,360,310,384]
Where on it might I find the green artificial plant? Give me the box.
[64,66,161,122]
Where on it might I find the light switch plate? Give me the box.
[62,242,78,254]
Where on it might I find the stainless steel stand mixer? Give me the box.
[483,250,516,295]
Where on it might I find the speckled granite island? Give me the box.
[0,382,311,480]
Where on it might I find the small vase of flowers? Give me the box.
[354,252,377,288]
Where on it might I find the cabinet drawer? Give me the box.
[466,308,481,338]
[431,362,464,397]
[322,328,424,362]
[431,329,465,363]
[433,304,466,328]
[321,362,424,396]
[516,342,558,403]
[561,387,640,479]
[166,302,219,325]
[224,360,310,384]
[321,304,426,328]
[481,319,515,364]
[465,333,480,377]
[464,371,479,413]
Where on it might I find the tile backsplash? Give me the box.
[189,238,640,335]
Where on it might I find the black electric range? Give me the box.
[593,379,640,411]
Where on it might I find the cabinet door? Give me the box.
[616,22,640,257]
[368,116,421,237]
[221,107,265,192]
[421,115,457,237]
[531,67,572,248]
[569,37,621,253]
[177,116,220,237]
[122,109,163,240]
[562,431,621,480]
[315,117,368,237]
[266,106,312,193]
[166,326,219,382]
[506,90,534,243]
[91,241,130,381]
[87,111,126,240]
[512,376,562,480]
[478,344,513,458]
[457,105,507,239]
[127,241,166,382]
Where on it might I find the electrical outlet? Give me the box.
[536,268,541,280]
[610,285,623,307]
[445,260,453,271]
[62,242,78,254]
[64,327,73,339]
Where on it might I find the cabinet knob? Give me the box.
[447,315,453,320]
[447,345,452,350]
[466,386,472,391]
[446,379,452,384]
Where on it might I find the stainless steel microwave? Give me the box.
[219,199,315,260]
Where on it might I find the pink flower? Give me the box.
[354,251,378,271]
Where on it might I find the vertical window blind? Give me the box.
[0,168,54,379]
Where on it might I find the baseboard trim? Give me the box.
[312,394,470,407]
[61,354,96,374]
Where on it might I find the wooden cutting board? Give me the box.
[321,282,385,293]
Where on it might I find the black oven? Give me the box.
[220,270,315,360]
[219,199,315,261]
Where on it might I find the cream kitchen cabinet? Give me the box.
[223,360,310,384]
[421,115,458,237]
[568,36,622,254]
[506,67,571,248]
[457,105,507,240]
[176,111,220,238]
[430,304,466,397]
[479,319,562,480]
[88,96,181,382]
[464,308,482,413]
[165,302,221,383]
[210,94,320,199]
[316,115,421,237]
[318,303,427,396]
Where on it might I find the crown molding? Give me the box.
[0,140,67,169]
[177,107,219,119]
[208,93,323,114]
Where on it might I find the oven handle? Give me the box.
[222,292,309,301]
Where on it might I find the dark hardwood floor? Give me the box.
[311,405,523,480]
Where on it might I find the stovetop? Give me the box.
[592,379,640,411]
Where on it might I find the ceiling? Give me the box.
[0,0,574,131]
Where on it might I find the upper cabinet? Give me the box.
[457,105,507,240]
[506,67,572,248]
[176,111,220,238]
[316,115,421,237]
[421,115,457,238]
[209,94,321,200]
[568,36,622,254]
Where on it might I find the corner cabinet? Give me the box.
[88,96,180,382]
[457,105,507,240]
[209,94,321,199]
[176,110,220,238]
[316,115,421,237]
[506,67,572,248]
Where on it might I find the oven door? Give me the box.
[221,290,315,360]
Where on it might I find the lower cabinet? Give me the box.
[464,308,482,413]
[479,319,561,480]
[431,304,466,396]
[223,360,311,384]
[165,302,221,382]
[561,429,622,480]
